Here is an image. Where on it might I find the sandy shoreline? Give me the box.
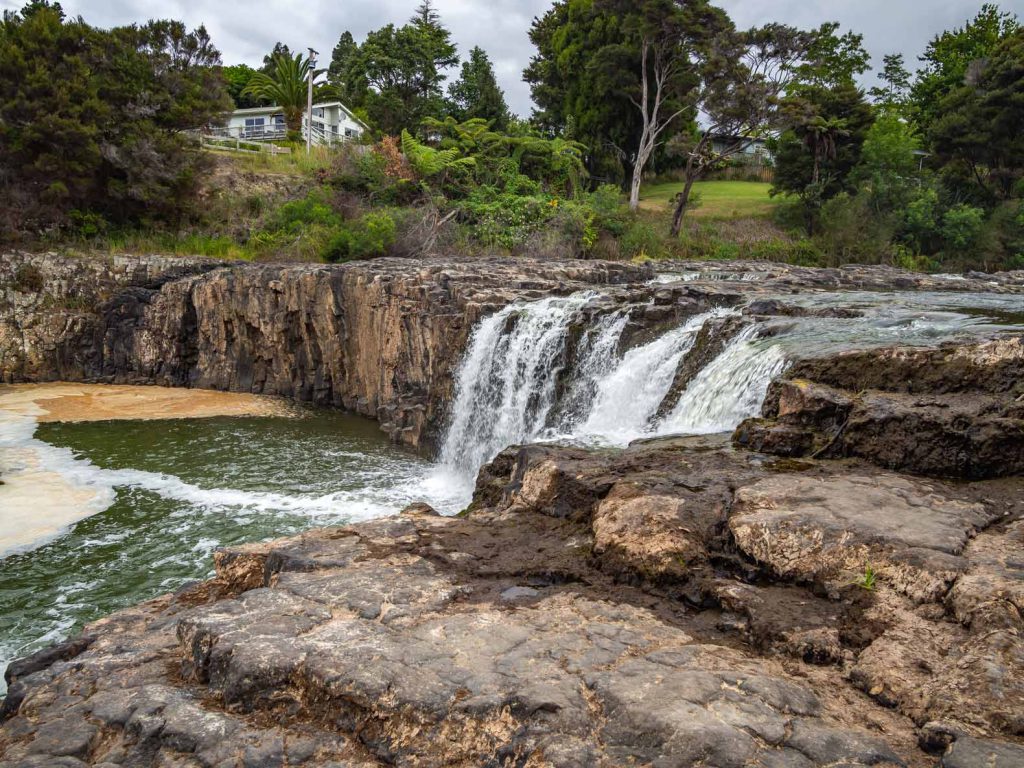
[0,383,295,558]
[0,382,293,423]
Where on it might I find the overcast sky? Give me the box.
[3,1,1011,115]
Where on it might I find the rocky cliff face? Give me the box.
[0,253,649,449]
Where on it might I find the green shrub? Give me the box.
[323,210,397,263]
[816,192,897,265]
[749,239,825,267]
[893,245,940,273]
[941,204,986,252]
[620,218,667,260]
[67,210,108,239]
[903,187,941,253]
[269,189,343,234]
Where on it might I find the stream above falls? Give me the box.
[2,282,1023,694]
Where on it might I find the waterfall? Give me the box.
[577,309,733,444]
[657,325,788,435]
[438,293,787,487]
[438,292,599,480]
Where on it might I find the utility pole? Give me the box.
[306,48,319,156]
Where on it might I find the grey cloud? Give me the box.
[1,0,1002,116]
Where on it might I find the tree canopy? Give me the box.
[448,46,510,130]
[0,1,231,237]
[335,2,458,136]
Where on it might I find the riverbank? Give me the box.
[0,384,293,556]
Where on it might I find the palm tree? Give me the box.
[243,53,320,134]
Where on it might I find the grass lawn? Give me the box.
[639,180,779,219]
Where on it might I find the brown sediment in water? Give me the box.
[0,383,294,423]
[0,384,295,558]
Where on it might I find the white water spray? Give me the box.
[438,293,782,485]
[658,325,788,435]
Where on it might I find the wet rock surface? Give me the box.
[737,338,1024,478]
[2,435,1022,767]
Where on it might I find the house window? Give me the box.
[243,117,266,137]
[345,128,357,138]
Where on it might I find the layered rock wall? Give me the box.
[0,253,649,448]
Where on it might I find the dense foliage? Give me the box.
[2,0,1022,273]
[0,1,231,239]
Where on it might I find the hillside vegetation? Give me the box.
[1,1,1022,271]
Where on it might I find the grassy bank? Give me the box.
[639,181,780,219]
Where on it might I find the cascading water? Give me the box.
[577,309,735,444]
[438,292,599,482]
[658,325,789,435]
[437,292,784,486]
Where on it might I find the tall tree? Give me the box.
[869,53,911,109]
[667,23,815,234]
[911,4,1019,131]
[930,27,1024,202]
[772,82,874,234]
[790,22,871,91]
[341,9,458,135]
[592,0,734,211]
[327,31,357,96]
[448,46,510,128]
[261,41,292,74]
[769,22,874,234]
[524,0,648,188]
[244,52,320,133]
[408,0,458,104]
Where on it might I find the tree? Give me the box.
[853,111,921,212]
[328,31,357,95]
[524,0,650,188]
[929,27,1024,202]
[244,52,320,133]
[771,82,874,234]
[407,0,458,104]
[869,53,911,109]
[791,22,871,90]
[768,23,874,235]
[911,4,1019,131]
[0,1,231,236]
[223,63,266,108]
[591,0,734,211]
[261,42,291,74]
[448,46,510,129]
[667,23,815,235]
[341,6,458,135]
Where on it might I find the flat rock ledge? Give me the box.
[2,436,1022,767]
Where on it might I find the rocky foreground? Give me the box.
[1,254,1023,766]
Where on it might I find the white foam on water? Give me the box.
[577,309,736,445]
[0,406,464,562]
[657,325,789,435]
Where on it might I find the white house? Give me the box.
[221,101,367,145]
